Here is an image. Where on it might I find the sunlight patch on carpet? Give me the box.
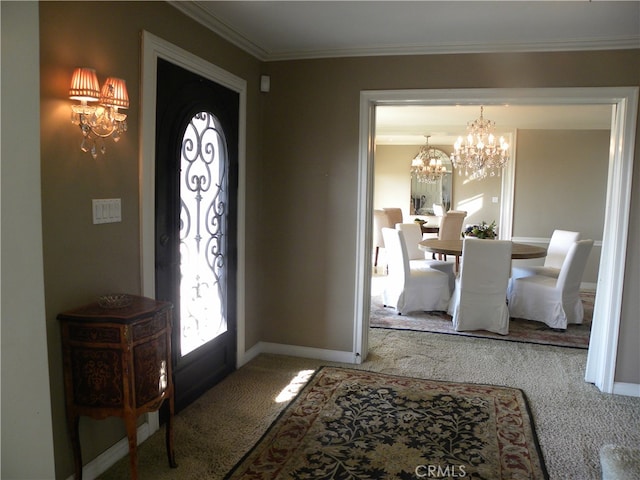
[275,369,315,403]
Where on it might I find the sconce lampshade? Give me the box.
[99,77,129,109]
[69,67,100,102]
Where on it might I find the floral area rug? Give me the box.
[224,367,548,479]
[370,292,594,349]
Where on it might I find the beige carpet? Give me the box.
[98,330,640,480]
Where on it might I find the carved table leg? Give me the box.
[68,413,82,480]
[124,413,139,480]
[165,393,177,468]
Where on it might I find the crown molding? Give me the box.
[169,1,640,62]
[263,36,640,62]
[169,1,270,61]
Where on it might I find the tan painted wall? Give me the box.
[373,143,502,229]
[373,145,414,218]
[513,129,609,284]
[260,50,639,382]
[618,182,640,383]
[513,130,609,239]
[451,163,502,231]
[39,2,262,477]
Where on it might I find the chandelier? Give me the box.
[450,106,509,179]
[410,135,448,184]
[69,67,129,159]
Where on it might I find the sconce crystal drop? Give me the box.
[69,67,129,158]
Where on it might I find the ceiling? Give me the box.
[169,1,637,145]
[374,104,613,145]
[171,1,639,61]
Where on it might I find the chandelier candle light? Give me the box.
[450,106,509,179]
[69,67,129,158]
[410,135,448,184]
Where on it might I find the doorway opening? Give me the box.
[354,87,638,395]
[369,104,608,348]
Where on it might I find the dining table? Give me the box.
[418,238,547,272]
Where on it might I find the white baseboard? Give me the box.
[64,420,156,480]
[240,341,357,366]
[612,382,640,397]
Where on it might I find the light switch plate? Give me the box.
[93,198,122,224]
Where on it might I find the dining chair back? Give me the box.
[372,209,391,267]
[448,238,513,335]
[556,239,594,302]
[512,229,581,280]
[435,210,467,266]
[381,228,450,315]
[508,239,594,329]
[395,223,424,259]
[382,207,403,227]
[545,229,582,269]
[438,210,467,241]
[396,223,455,291]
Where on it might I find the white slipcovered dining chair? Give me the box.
[438,210,467,241]
[372,209,391,268]
[507,239,593,330]
[382,207,403,228]
[435,210,467,265]
[512,229,581,280]
[381,228,450,315]
[396,223,455,292]
[448,238,513,335]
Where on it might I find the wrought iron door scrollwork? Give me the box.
[179,111,228,356]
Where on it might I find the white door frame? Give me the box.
[355,87,638,394]
[139,31,247,429]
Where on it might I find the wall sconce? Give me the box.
[69,67,129,158]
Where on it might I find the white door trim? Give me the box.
[355,87,638,394]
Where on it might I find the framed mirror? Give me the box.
[410,148,452,215]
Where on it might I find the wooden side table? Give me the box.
[58,295,177,480]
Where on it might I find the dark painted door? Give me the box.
[155,58,238,412]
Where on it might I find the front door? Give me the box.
[155,58,238,412]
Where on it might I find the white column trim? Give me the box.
[499,129,517,240]
[585,87,638,391]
